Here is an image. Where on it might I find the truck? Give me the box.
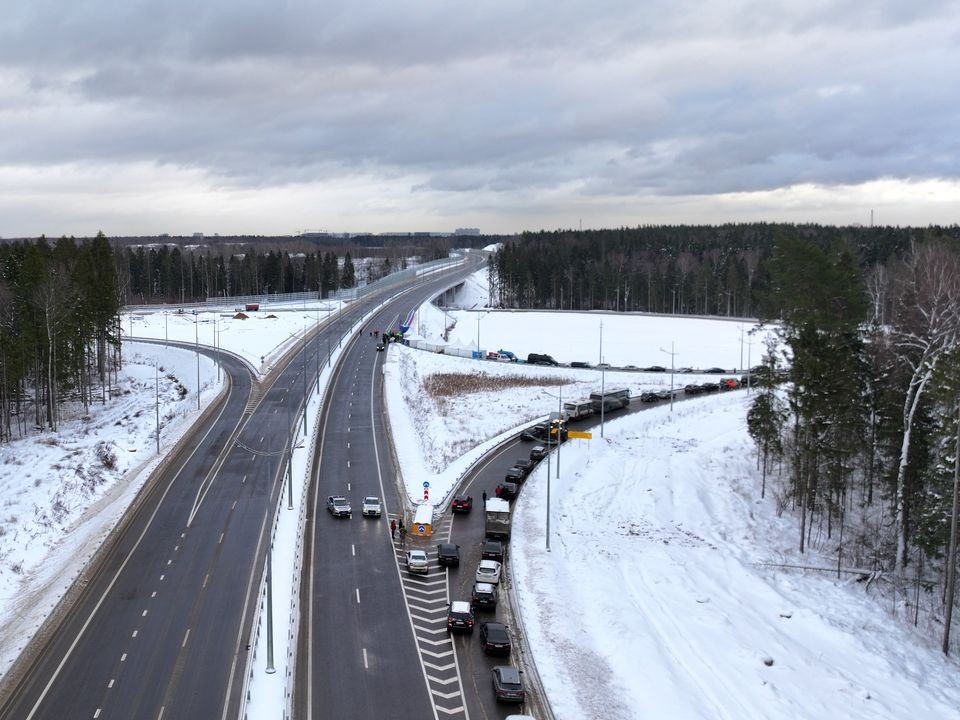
[563,400,594,421]
[590,389,631,413]
[484,498,511,540]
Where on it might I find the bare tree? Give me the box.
[885,242,960,574]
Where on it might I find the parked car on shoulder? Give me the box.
[472,581,498,611]
[327,495,352,518]
[526,353,559,366]
[482,539,504,563]
[511,459,535,478]
[495,482,518,502]
[480,622,512,656]
[684,384,704,395]
[504,467,525,484]
[640,391,659,402]
[451,495,473,513]
[361,496,382,517]
[491,665,525,703]
[529,445,548,461]
[520,423,549,442]
[437,543,461,567]
[406,549,429,574]
[476,559,502,585]
[447,601,475,633]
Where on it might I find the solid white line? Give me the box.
[355,588,360,604]
[157,707,165,720]
[107,679,114,689]
[362,648,368,669]
[203,573,209,588]
[182,629,191,648]
[231,501,237,510]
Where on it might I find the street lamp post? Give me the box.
[194,311,200,410]
[660,342,677,412]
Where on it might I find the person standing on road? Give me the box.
[390,519,397,539]
[482,490,487,505]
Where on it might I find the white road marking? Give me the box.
[182,629,191,648]
[231,501,237,510]
[131,630,138,638]
[107,679,114,689]
[141,610,148,617]
[203,573,209,588]
[94,710,101,719]
[219,533,224,544]
[363,648,369,669]
[356,588,360,604]
[151,591,156,598]
[159,575,164,582]
[120,653,127,662]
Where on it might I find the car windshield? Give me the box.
[364,497,378,504]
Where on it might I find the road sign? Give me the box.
[418,525,426,534]
[567,430,592,439]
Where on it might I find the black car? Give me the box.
[437,543,460,567]
[529,445,548,461]
[481,539,504,563]
[512,459,535,478]
[701,382,721,392]
[640,391,659,402]
[447,601,475,633]
[471,582,498,611]
[684,384,704,395]
[520,424,548,441]
[704,367,727,374]
[526,352,558,366]
[376,343,385,352]
[644,365,667,372]
[495,482,518,501]
[504,467,525,484]
[479,621,512,655]
[491,665,525,704]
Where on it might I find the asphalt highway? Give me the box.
[0,259,481,720]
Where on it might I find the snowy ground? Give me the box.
[2,264,959,720]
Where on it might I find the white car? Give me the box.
[361,496,382,517]
[476,559,502,585]
[406,549,429,574]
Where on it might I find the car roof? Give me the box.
[474,582,495,592]
[493,665,520,682]
[478,559,501,569]
[438,542,458,551]
[450,600,472,613]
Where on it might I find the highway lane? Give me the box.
[0,263,477,720]
[298,264,488,720]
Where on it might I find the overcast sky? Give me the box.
[1,0,957,237]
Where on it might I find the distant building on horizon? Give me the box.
[455,228,481,236]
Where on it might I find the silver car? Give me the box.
[361,496,382,517]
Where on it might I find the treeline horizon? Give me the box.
[491,223,960,318]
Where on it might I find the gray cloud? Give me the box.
[0,0,958,234]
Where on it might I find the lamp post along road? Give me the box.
[660,342,678,412]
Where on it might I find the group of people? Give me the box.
[368,328,405,344]
[390,517,405,540]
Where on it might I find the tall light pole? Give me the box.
[476,311,481,353]
[301,324,307,435]
[660,342,677,412]
[194,310,200,410]
[155,362,161,454]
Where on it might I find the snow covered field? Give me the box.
[2,266,960,719]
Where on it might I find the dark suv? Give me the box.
[479,621,512,655]
[491,665,525,703]
[504,466,525,484]
[481,539,504,563]
[471,582,498,611]
[447,601,475,633]
[437,543,460,567]
[512,459,535,478]
[529,445,548,461]
[526,353,558,366]
[495,482,518,501]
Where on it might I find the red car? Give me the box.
[452,495,473,513]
